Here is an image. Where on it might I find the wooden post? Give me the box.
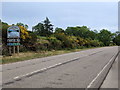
[17,46,19,54]
[13,46,15,54]
[9,46,11,55]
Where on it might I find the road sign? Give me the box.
[7,39,20,43]
[7,25,20,38]
[7,43,20,46]
[7,25,20,46]
[7,25,21,55]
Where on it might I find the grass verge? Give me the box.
[1,47,101,64]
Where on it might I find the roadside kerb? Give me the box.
[86,51,120,89]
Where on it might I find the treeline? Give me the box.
[1,17,120,55]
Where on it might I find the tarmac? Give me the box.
[100,53,119,88]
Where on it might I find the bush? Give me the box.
[34,36,50,51]
[20,32,37,51]
[47,36,62,49]
[2,44,9,56]
[54,33,73,48]
[19,45,29,52]
[68,36,79,48]
[77,37,86,46]
[90,40,101,47]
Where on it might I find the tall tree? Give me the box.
[43,17,53,36]
[32,17,53,36]
[32,23,44,35]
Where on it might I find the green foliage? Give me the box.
[77,37,86,46]
[2,22,9,55]
[55,27,65,34]
[2,22,9,44]
[32,17,53,36]
[98,29,112,46]
[47,36,62,49]
[90,40,104,47]
[33,36,50,51]
[54,33,73,48]
[16,23,28,29]
[2,43,9,56]
[32,23,44,35]
[65,26,97,40]
[17,24,37,51]
[1,18,120,56]
[68,36,78,48]
[22,31,37,51]
[113,33,120,46]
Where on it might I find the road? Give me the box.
[2,46,119,88]
[100,52,119,88]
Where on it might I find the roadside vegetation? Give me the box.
[1,17,120,64]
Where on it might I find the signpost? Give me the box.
[7,25,20,55]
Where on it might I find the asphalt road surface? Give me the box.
[100,52,119,88]
[2,46,119,88]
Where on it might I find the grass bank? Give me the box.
[1,47,101,64]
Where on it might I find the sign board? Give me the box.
[7,25,20,38]
[7,43,20,46]
[7,25,20,46]
[7,39,20,42]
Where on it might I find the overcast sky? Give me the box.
[2,2,118,32]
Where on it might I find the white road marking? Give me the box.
[4,50,103,85]
[13,53,98,81]
[13,57,81,80]
[86,52,118,89]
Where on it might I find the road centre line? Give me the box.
[3,51,102,86]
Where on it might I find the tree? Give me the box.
[113,35,120,45]
[65,26,97,39]
[98,29,112,46]
[65,27,78,36]
[55,27,64,33]
[2,21,9,44]
[113,31,120,45]
[44,17,53,32]
[32,17,53,36]
[16,23,28,29]
[32,23,44,35]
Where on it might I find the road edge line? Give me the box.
[86,51,119,89]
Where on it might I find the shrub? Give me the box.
[47,36,62,49]
[54,33,73,48]
[34,36,50,51]
[2,44,9,56]
[68,36,79,48]
[77,37,86,46]
[90,40,101,47]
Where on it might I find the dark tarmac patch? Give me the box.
[49,81,63,85]
[64,73,70,76]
